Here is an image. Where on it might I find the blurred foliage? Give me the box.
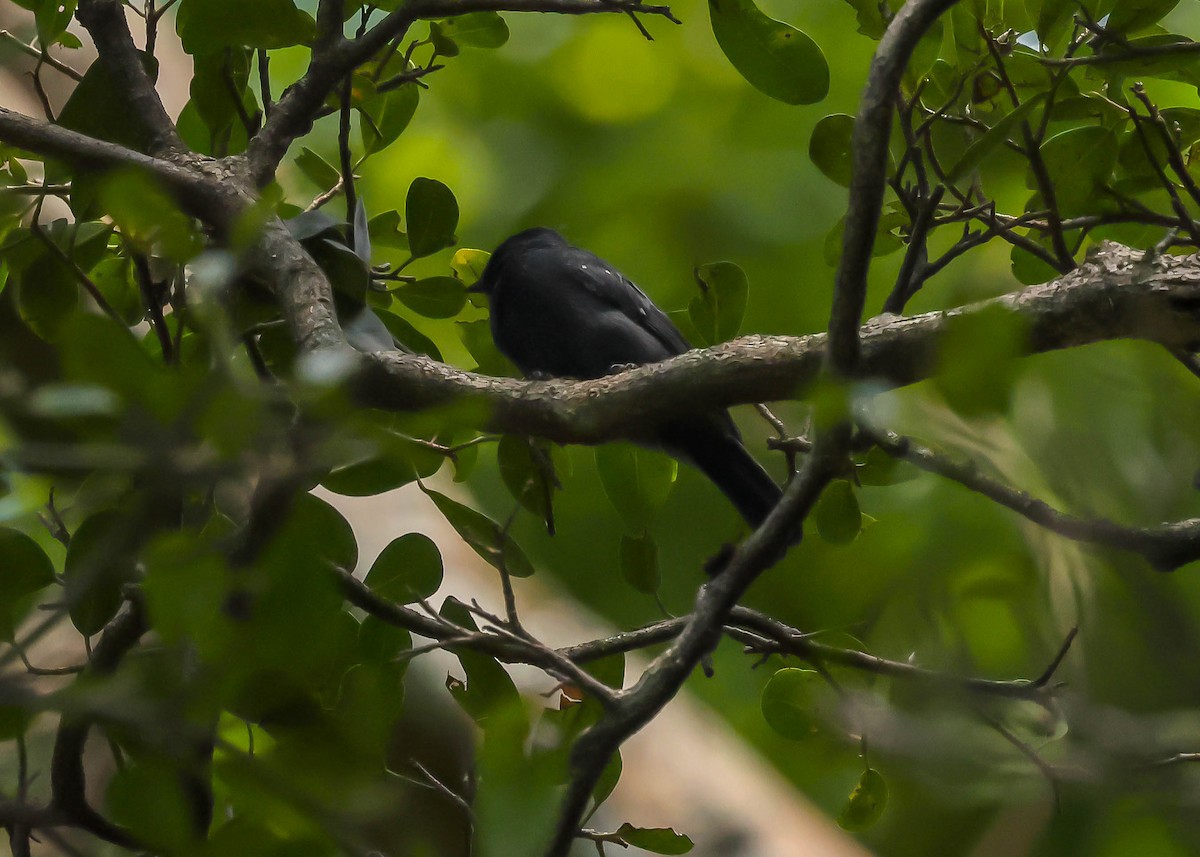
[0,0,1198,854]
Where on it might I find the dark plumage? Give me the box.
[471,227,783,528]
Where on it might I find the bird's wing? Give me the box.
[560,246,692,357]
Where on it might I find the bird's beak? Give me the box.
[464,281,488,295]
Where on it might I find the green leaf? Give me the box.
[1035,125,1120,217]
[498,435,556,529]
[688,261,747,346]
[57,52,158,163]
[190,49,254,147]
[285,493,358,570]
[824,209,906,267]
[934,304,1028,415]
[458,318,516,376]
[106,760,197,851]
[440,597,523,724]
[944,93,1047,185]
[14,250,78,341]
[595,444,677,533]
[809,114,855,187]
[437,12,509,48]
[176,0,316,52]
[90,257,145,325]
[64,510,138,636]
[619,533,660,594]
[359,615,412,664]
[406,177,459,258]
[813,479,862,544]
[377,309,442,360]
[365,533,443,604]
[295,147,342,189]
[36,0,76,47]
[0,527,54,604]
[761,667,821,739]
[360,83,420,155]
[837,768,888,831]
[856,447,920,486]
[593,750,623,808]
[1106,0,1179,34]
[100,169,203,262]
[395,276,466,319]
[709,0,829,105]
[368,209,409,251]
[425,488,535,577]
[840,0,888,38]
[615,823,694,854]
[451,247,491,288]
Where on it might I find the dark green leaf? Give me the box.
[395,276,466,319]
[595,443,677,533]
[1106,0,1179,34]
[378,309,443,360]
[360,83,420,155]
[840,0,887,38]
[809,114,855,187]
[295,147,342,189]
[497,434,556,529]
[761,667,821,739]
[593,750,623,808]
[688,261,747,346]
[64,510,138,636]
[285,493,358,570]
[437,12,510,48]
[814,479,862,544]
[0,527,55,606]
[709,0,829,105]
[934,304,1028,415]
[945,93,1047,185]
[176,0,316,52]
[106,760,197,851]
[614,824,694,854]
[365,533,443,604]
[619,533,659,594]
[406,177,459,258]
[856,447,920,486]
[425,488,535,577]
[1036,125,1119,217]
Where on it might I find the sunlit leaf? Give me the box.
[837,768,888,831]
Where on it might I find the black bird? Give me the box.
[471,227,783,528]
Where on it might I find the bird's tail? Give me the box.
[665,420,784,529]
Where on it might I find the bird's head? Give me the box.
[467,227,567,296]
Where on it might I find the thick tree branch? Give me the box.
[75,0,184,155]
[0,107,228,223]
[342,244,1200,443]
